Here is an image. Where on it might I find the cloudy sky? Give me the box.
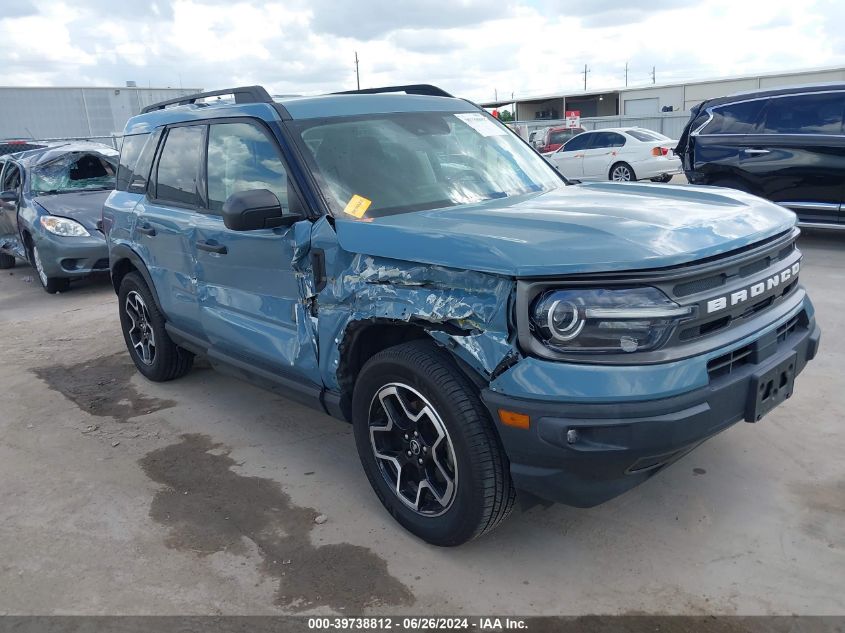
[1,0,844,104]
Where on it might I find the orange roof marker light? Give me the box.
[498,409,530,429]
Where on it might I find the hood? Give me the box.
[33,190,111,231]
[334,182,796,277]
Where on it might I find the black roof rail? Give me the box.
[141,85,273,114]
[333,84,453,98]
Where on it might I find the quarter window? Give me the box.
[206,122,288,213]
[761,93,845,135]
[156,125,204,205]
[117,134,147,192]
[701,100,767,135]
[118,131,160,193]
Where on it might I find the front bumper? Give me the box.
[33,230,109,278]
[482,311,820,508]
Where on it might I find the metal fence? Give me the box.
[512,112,691,142]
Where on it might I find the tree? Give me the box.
[498,110,514,122]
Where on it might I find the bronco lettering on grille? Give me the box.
[706,262,800,314]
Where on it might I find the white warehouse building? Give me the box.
[0,84,201,141]
[481,65,845,139]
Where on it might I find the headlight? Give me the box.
[40,216,89,237]
[530,287,692,354]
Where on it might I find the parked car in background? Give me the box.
[0,142,117,292]
[528,128,547,149]
[675,83,845,228]
[539,126,585,153]
[105,85,818,546]
[547,127,681,182]
[1,140,48,156]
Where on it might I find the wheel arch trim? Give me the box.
[110,244,164,313]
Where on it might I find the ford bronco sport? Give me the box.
[104,85,820,546]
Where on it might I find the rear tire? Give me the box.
[0,252,15,269]
[118,272,194,382]
[609,162,636,182]
[352,340,515,546]
[28,244,69,294]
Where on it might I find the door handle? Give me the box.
[743,148,771,155]
[136,224,156,236]
[196,240,228,255]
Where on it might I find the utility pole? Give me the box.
[583,64,590,91]
[354,51,360,90]
[495,88,498,102]
[651,66,656,84]
[624,62,628,87]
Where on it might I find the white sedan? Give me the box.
[546,127,682,183]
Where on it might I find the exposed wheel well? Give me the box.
[335,321,429,420]
[20,230,33,263]
[111,257,137,295]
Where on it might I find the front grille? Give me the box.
[706,313,804,380]
[707,344,754,379]
[738,257,770,278]
[667,233,802,345]
[674,274,725,298]
[776,314,801,343]
[672,237,796,299]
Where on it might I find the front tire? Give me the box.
[352,340,515,546]
[118,272,194,381]
[609,162,636,182]
[29,244,69,294]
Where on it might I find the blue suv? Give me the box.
[104,85,820,546]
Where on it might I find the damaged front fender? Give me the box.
[308,217,518,393]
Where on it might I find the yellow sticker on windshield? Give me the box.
[344,194,372,218]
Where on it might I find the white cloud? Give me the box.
[0,0,842,103]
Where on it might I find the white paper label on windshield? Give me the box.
[454,112,508,137]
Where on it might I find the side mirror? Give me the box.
[221,189,304,231]
[0,190,17,203]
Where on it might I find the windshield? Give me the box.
[548,130,578,144]
[31,152,117,195]
[293,111,564,218]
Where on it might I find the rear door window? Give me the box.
[590,131,625,148]
[701,99,767,135]
[761,92,845,135]
[155,125,204,205]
